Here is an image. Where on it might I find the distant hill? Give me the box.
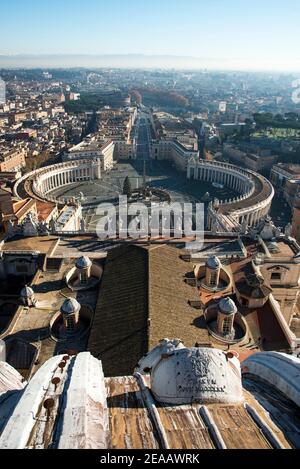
[0,54,221,69]
[1,54,298,72]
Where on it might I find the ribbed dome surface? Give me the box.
[75,256,92,269]
[60,298,80,315]
[206,256,221,269]
[219,297,237,315]
[20,286,34,298]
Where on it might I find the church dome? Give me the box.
[75,256,92,269]
[60,298,80,315]
[206,256,221,270]
[150,347,243,405]
[219,297,237,315]
[20,286,34,299]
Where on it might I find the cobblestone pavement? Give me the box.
[51,160,238,231]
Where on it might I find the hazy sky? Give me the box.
[1,0,300,71]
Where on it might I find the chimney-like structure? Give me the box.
[217,297,237,337]
[60,298,81,333]
[75,256,92,286]
[20,286,36,307]
[205,256,221,289]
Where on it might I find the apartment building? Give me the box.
[271,163,300,189]
[63,140,115,171]
[0,148,26,172]
[152,140,198,172]
[224,144,278,172]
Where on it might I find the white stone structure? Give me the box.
[151,140,198,172]
[63,140,115,172]
[217,298,238,338]
[135,338,185,374]
[0,361,26,393]
[20,286,36,307]
[0,353,109,449]
[150,347,244,405]
[60,298,81,332]
[75,256,92,285]
[242,352,300,407]
[205,256,222,289]
[1,348,300,449]
[187,158,274,232]
[14,159,102,205]
[0,340,6,362]
[54,204,83,232]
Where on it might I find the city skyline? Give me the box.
[1,0,300,72]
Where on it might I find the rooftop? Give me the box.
[1,233,298,380]
[1,235,59,255]
[1,350,299,449]
[88,243,292,376]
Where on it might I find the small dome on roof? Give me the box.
[219,297,237,315]
[60,298,80,315]
[75,256,92,269]
[20,286,34,298]
[206,256,221,270]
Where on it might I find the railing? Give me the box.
[201,158,275,232]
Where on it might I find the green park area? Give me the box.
[253,127,300,139]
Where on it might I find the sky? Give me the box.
[1,0,300,71]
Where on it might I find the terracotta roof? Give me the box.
[88,245,213,376]
[148,245,211,350]
[88,244,292,376]
[1,236,59,254]
[13,199,36,219]
[36,201,56,222]
[236,273,272,299]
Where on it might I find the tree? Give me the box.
[130,90,142,105]
[123,176,132,198]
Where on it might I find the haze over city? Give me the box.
[1,0,300,71]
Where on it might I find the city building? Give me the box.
[292,191,300,244]
[219,123,246,137]
[63,140,114,171]
[224,144,279,172]
[0,148,26,172]
[151,140,198,171]
[271,164,300,190]
[188,158,274,232]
